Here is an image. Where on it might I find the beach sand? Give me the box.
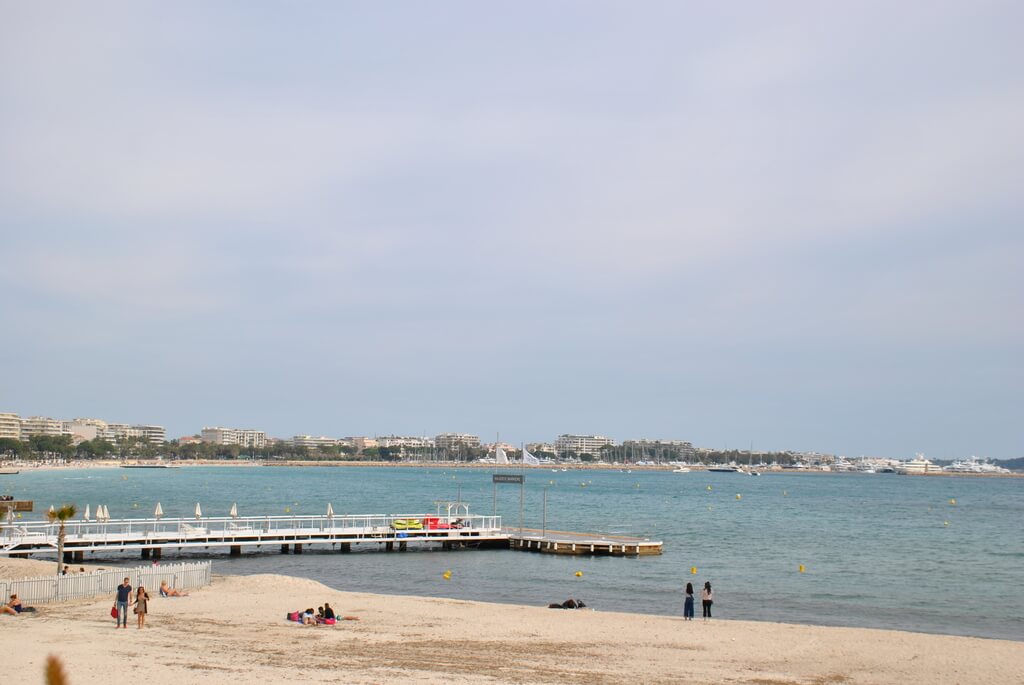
[1,562,1021,684]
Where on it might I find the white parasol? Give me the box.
[154,502,163,519]
[194,502,203,519]
[83,504,91,521]
[229,502,238,519]
[326,502,334,518]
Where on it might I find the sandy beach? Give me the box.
[1,559,1020,684]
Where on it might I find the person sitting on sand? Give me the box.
[1,594,22,615]
[159,581,189,597]
[323,603,335,620]
[303,608,316,625]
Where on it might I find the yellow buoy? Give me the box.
[707,505,713,511]
[132,503,139,508]
[121,475,128,480]
[944,521,950,526]
[798,564,806,573]
[284,507,291,513]
[735,494,742,500]
[690,566,697,575]
[949,498,957,505]
[575,571,583,577]
[706,485,712,491]
[783,490,788,496]
[442,570,452,581]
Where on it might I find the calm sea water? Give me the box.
[4,466,1022,640]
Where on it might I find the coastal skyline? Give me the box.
[2,3,1022,459]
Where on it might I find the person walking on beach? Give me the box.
[683,582,695,620]
[701,581,713,620]
[134,586,150,629]
[115,577,132,629]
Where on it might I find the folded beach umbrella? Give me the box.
[229,502,238,519]
[49,504,55,515]
[326,502,334,519]
[101,505,110,521]
[83,504,91,521]
[5,508,14,525]
[194,502,203,519]
[154,502,163,519]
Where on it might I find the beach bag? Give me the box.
[324,618,336,625]
[287,611,299,622]
[110,606,118,619]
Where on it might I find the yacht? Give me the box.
[897,454,941,474]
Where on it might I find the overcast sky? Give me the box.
[1,2,1021,457]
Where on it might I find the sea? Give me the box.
[4,466,1022,641]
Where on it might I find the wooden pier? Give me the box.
[1,508,663,560]
[506,527,662,556]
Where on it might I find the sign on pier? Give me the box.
[492,474,524,484]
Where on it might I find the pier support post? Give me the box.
[399,541,407,552]
[294,544,303,554]
[141,548,150,559]
[63,551,73,563]
[442,541,451,551]
[281,544,290,554]
[385,541,394,552]
[339,543,351,553]
[73,551,84,563]
[152,547,162,560]
[230,545,241,557]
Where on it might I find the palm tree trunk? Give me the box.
[56,523,65,598]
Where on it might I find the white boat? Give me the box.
[707,464,743,473]
[672,467,691,473]
[944,456,1011,474]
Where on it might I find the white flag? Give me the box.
[522,446,540,466]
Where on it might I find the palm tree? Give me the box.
[47,504,77,579]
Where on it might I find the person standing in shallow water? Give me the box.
[701,581,714,620]
[683,582,695,620]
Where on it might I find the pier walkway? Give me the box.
[2,511,664,560]
[506,527,662,556]
[0,512,504,560]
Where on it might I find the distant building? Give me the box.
[526,442,557,455]
[376,435,432,449]
[434,433,481,451]
[201,427,267,449]
[291,435,342,449]
[346,436,378,451]
[621,439,695,461]
[19,416,66,438]
[554,434,614,457]
[0,413,22,440]
[178,435,203,445]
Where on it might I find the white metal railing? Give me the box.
[1,514,503,553]
[0,561,212,605]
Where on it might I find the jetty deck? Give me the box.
[506,527,663,556]
[0,513,505,561]
[2,513,664,560]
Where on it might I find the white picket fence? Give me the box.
[0,561,212,605]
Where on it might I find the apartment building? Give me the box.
[0,413,21,440]
[19,416,66,438]
[376,435,432,449]
[291,435,342,449]
[201,427,267,449]
[434,433,481,451]
[554,434,614,457]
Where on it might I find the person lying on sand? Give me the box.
[1,594,23,615]
[159,581,189,597]
[547,598,586,609]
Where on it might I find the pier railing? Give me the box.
[0,513,503,554]
[0,561,212,605]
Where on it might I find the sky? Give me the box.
[1,2,1021,458]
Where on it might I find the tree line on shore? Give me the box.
[0,435,817,465]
